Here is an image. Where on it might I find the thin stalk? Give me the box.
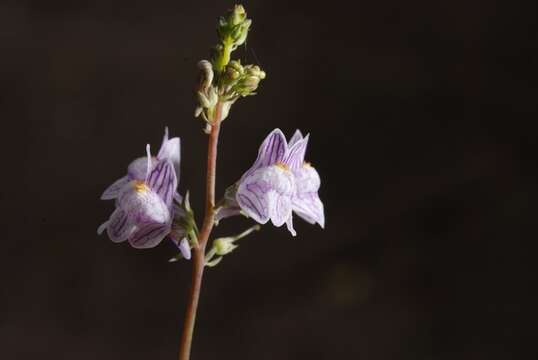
[178,103,222,360]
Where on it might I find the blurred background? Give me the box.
[1,0,537,359]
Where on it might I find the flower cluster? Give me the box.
[98,128,191,259]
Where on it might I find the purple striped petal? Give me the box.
[128,222,171,249]
[158,136,181,180]
[146,160,177,208]
[236,164,295,227]
[288,129,304,147]
[283,134,309,171]
[107,208,136,243]
[101,176,129,200]
[292,165,325,228]
[241,129,287,181]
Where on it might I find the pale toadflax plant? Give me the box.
[98,5,324,360]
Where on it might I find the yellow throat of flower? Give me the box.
[133,180,149,193]
[275,162,289,171]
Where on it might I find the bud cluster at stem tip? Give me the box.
[194,4,266,127]
[213,4,251,73]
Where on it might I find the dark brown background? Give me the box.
[1,0,537,359]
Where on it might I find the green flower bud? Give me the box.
[231,19,251,48]
[244,65,266,79]
[216,5,251,49]
[221,60,244,86]
[230,4,246,26]
[213,237,238,256]
[231,64,266,96]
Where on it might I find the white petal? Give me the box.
[236,165,295,227]
[118,182,171,224]
[292,165,324,228]
[293,192,325,228]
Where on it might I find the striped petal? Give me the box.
[241,129,287,181]
[283,134,309,171]
[236,164,295,229]
[146,160,177,208]
[101,176,129,200]
[292,165,325,228]
[129,222,171,249]
[107,208,136,243]
[158,135,181,180]
[288,129,304,147]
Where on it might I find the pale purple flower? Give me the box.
[234,128,324,236]
[98,129,191,257]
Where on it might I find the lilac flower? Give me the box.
[98,129,191,257]
[234,129,324,236]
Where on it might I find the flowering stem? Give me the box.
[178,103,222,360]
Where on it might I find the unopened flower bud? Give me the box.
[230,4,246,26]
[221,60,244,86]
[242,76,260,91]
[244,65,265,79]
[213,237,238,256]
[217,5,251,49]
[231,19,251,47]
[227,60,243,78]
[197,60,214,92]
[232,65,266,96]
